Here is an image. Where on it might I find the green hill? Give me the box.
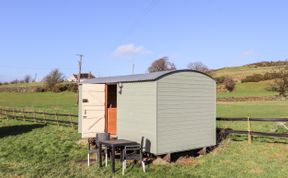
[211,60,288,81]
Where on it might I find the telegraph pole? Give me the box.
[77,54,84,83]
[76,54,84,105]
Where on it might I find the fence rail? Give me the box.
[223,129,288,138]
[217,117,288,122]
[217,117,288,141]
[0,107,78,128]
[1,108,287,138]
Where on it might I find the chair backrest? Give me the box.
[124,145,142,160]
[95,133,110,147]
[140,136,144,150]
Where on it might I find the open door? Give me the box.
[80,84,105,138]
[106,84,117,135]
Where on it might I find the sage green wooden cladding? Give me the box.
[80,70,216,154]
[117,82,157,153]
[117,71,216,155]
[157,72,216,154]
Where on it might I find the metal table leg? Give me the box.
[111,145,116,172]
[99,143,102,167]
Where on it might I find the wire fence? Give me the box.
[0,107,78,128]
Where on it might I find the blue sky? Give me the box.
[1,0,288,82]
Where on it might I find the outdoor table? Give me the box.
[99,139,138,173]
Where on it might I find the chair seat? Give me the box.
[125,155,142,161]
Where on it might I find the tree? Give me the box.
[24,75,32,83]
[224,77,235,92]
[148,57,176,73]
[187,62,209,73]
[271,66,288,97]
[42,69,65,91]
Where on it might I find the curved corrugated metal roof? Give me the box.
[81,70,214,84]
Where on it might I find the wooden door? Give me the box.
[80,84,105,138]
[107,108,117,135]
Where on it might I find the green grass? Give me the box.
[217,101,288,132]
[0,119,287,178]
[0,92,77,114]
[0,91,288,177]
[217,81,277,98]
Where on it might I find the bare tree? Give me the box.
[24,75,32,83]
[148,57,176,73]
[271,66,288,97]
[187,62,209,73]
[42,69,65,91]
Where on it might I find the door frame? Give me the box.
[104,84,108,132]
[104,84,118,134]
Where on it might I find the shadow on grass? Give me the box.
[0,124,46,138]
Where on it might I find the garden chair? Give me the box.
[122,137,145,175]
[87,132,110,166]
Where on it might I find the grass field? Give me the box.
[211,65,277,81]
[0,92,77,114]
[0,91,288,177]
[0,82,44,88]
[217,81,277,98]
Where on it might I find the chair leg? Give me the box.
[105,151,108,167]
[141,161,145,173]
[122,160,126,175]
[87,153,90,166]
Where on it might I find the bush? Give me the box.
[54,83,78,93]
[34,86,48,92]
[215,76,226,84]
[242,72,283,83]
[241,74,264,83]
[224,78,236,92]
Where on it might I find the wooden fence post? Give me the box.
[5,108,9,120]
[13,108,15,120]
[22,109,26,121]
[42,111,46,124]
[69,112,74,128]
[55,112,59,127]
[247,115,252,144]
[0,107,2,119]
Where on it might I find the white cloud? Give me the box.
[240,50,256,58]
[113,43,151,57]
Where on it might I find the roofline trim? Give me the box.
[152,69,215,82]
[81,69,215,84]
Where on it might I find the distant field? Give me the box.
[0,82,44,88]
[0,92,77,114]
[211,65,277,81]
[217,101,288,132]
[217,80,277,98]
